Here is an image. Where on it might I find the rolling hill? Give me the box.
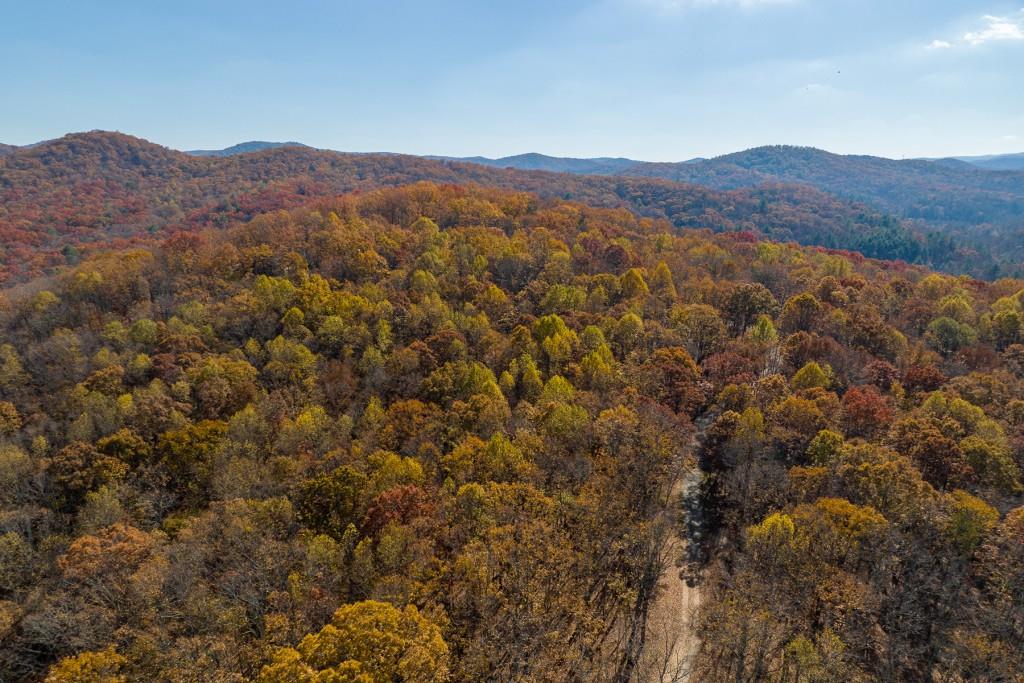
[953,152,1024,171]
[624,145,1024,223]
[0,131,943,285]
[430,146,1024,271]
[8,134,1024,279]
[620,146,1024,272]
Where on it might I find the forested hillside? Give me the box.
[0,132,970,284]
[442,145,1024,275]
[0,183,1021,681]
[949,153,1024,172]
[7,133,1024,279]
[624,147,1024,271]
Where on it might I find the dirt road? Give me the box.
[634,466,703,683]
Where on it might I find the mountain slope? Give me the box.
[620,146,1024,267]
[930,157,980,170]
[957,152,1024,171]
[0,132,939,284]
[186,140,311,156]
[627,145,1024,209]
[432,146,1024,268]
[0,143,18,156]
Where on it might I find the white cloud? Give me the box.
[923,10,1024,51]
[962,11,1024,46]
[1004,134,1020,142]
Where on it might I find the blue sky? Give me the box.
[1,0,1022,160]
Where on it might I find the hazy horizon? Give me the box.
[6,128,1023,164]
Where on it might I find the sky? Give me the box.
[1,0,1022,160]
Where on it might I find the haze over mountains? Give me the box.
[0,131,921,282]
[2,131,1024,285]
[186,141,312,157]
[946,152,1024,171]
[178,140,1024,172]
[426,153,644,176]
[178,143,1024,241]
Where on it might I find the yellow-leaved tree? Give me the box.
[257,600,449,683]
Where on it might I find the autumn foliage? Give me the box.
[0,182,1020,681]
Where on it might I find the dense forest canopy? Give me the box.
[0,132,1003,285]
[622,146,1024,276]
[0,182,1022,681]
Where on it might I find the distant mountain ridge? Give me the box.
[186,140,311,157]
[951,152,1024,171]
[620,146,1024,249]
[9,133,1024,171]
[431,147,1024,239]
[4,131,1024,284]
[0,130,939,284]
[429,152,712,174]
[430,148,1024,175]
[427,152,644,175]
